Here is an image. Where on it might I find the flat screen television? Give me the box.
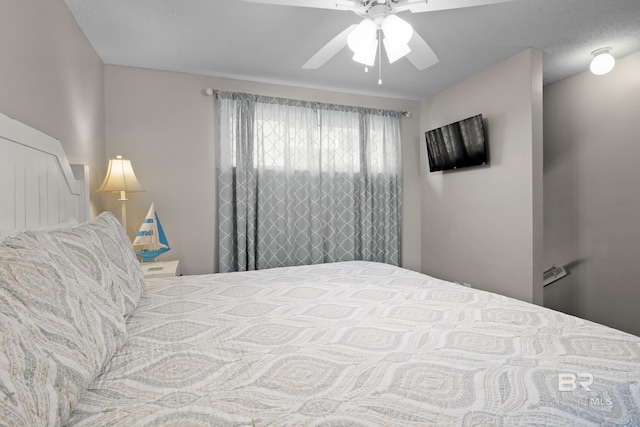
[425,114,488,172]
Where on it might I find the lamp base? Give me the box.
[118,190,128,238]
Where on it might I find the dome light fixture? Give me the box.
[590,47,615,75]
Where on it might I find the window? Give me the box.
[217,92,402,272]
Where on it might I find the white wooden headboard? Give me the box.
[0,112,90,231]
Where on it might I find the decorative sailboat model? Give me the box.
[133,203,170,262]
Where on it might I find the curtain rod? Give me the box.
[203,88,412,118]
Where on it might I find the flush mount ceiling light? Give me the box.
[590,47,615,75]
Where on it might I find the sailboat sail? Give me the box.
[133,203,170,262]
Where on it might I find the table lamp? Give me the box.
[97,155,144,234]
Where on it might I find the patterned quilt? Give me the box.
[68,261,640,426]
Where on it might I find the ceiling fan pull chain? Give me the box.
[378,29,382,85]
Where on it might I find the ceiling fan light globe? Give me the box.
[352,38,378,66]
[590,49,615,75]
[347,19,377,53]
[383,38,411,63]
[381,14,413,47]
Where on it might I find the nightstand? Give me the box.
[141,260,180,278]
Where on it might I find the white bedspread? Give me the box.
[68,261,640,426]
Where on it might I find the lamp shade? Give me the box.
[352,38,378,66]
[97,155,144,193]
[381,15,413,47]
[347,19,377,54]
[383,38,411,64]
[590,48,615,75]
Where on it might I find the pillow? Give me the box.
[0,232,127,426]
[43,211,146,317]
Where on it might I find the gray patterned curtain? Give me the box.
[217,91,402,272]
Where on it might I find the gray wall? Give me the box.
[420,49,544,304]
[0,0,106,217]
[544,51,640,336]
[104,65,421,275]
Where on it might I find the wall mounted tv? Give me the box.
[425,114,488,172]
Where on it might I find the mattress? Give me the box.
[68,261,640,426]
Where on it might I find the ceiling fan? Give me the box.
[242,0,516,73]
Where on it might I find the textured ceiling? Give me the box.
[64,0,640,100]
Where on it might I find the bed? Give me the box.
[1,114,640,427]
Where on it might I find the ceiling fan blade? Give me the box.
[302,24,357,69]
[406,31,439,71]
[404,0,516,13]
[392,0,431,13]
[241,0,355,11]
